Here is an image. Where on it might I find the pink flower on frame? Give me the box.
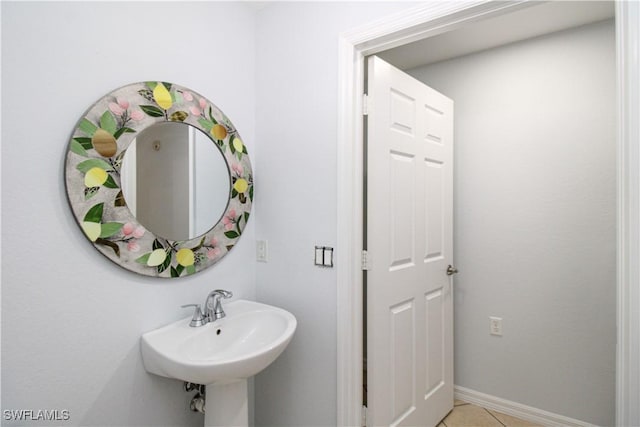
[122,222,135,236]
[109,98,143,122]
[207,248,221,260]
[130,110,144,121]
[133,226,145,239]
[127,241,141,252]
[232,163,243,176]
[182,91,194,102]
[222,209,237,231]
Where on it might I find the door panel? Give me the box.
[366,55,454,427]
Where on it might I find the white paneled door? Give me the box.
[366,56,454,427]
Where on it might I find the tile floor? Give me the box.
[438,400,542,427]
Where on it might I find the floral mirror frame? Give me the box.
[64,82,253,278]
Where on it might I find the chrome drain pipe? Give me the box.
[184,382,206,413]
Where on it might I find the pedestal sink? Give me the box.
[141,299,296,427]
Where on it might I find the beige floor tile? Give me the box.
[442,404,503,427]
[486,410,542,427]
[454,399,469,407]
[437,423,446,427]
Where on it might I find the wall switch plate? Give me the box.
[256,240,268,262]
[315,247,324,265]
[314,246,334,267]
[323,247,334,267]
[490,316,503,336]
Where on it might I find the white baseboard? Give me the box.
[454,386,598,427]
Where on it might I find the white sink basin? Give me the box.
[141,299,296,384]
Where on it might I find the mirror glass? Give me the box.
[120,122,230,241]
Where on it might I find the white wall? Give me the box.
[252,2,420,426]
[407,20,616,425]
[2,3,617,427]
[1,2,256,426]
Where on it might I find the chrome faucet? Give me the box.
[204,289,233,322]
[182,289,233,327]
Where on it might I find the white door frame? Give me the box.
[335,2,640,426]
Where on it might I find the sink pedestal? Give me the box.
[205,380,248,427]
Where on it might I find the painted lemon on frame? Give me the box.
[212,124,227,140]
[81,221,101,242]
[92,129,117,157]
[84,167,108,187]
[153,84,173,110]
[176,248,195,267]
[146,248,168,267]
[234,178,249,193]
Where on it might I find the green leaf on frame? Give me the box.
[224,230,239,239]
[161,82,172,92]
[96,238,120,257]
[170,111,189,122]
[70,139,89,157]
[157,252,171,273]
[249,185,254,202]
[173,91,183,105]
[114,127,136,140]
[73,137,93,150]
[78,118,98,137]
[231,188,238,199]
[192,236,206,251]
[100,111,117,135]
[140,105,165,117]
[77,158,113,173]
[83,203,104,223]
[208,107,218,125]
[226,245,234,252]
[84,186,99,200]
[103,174,119,189]
[170,266,180,278]
[198,117,214,130]
[175,264,185,275]
[242,145,248,154]
[135,252,151,264]
[186,264,196,275]
[145,82,158,90]
[152,239,164,250]
[100,222,124,238]
[244,212,250,224]
[114,190,126,207]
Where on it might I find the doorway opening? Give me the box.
[336,2,638,427]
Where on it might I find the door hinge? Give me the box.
[363,93,369,116]
[361,405,367,427]
[361,250,370,271]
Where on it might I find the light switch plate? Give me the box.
[323,247,334,267]
[256,240,268,262]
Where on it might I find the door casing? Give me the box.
[336,2,640,426]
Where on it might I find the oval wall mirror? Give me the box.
[64,82,253,278]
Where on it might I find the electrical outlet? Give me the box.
[489,316,503,336]
[256,240,268,262]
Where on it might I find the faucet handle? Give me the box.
[214,289,233,299]
[181,304,206,327]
